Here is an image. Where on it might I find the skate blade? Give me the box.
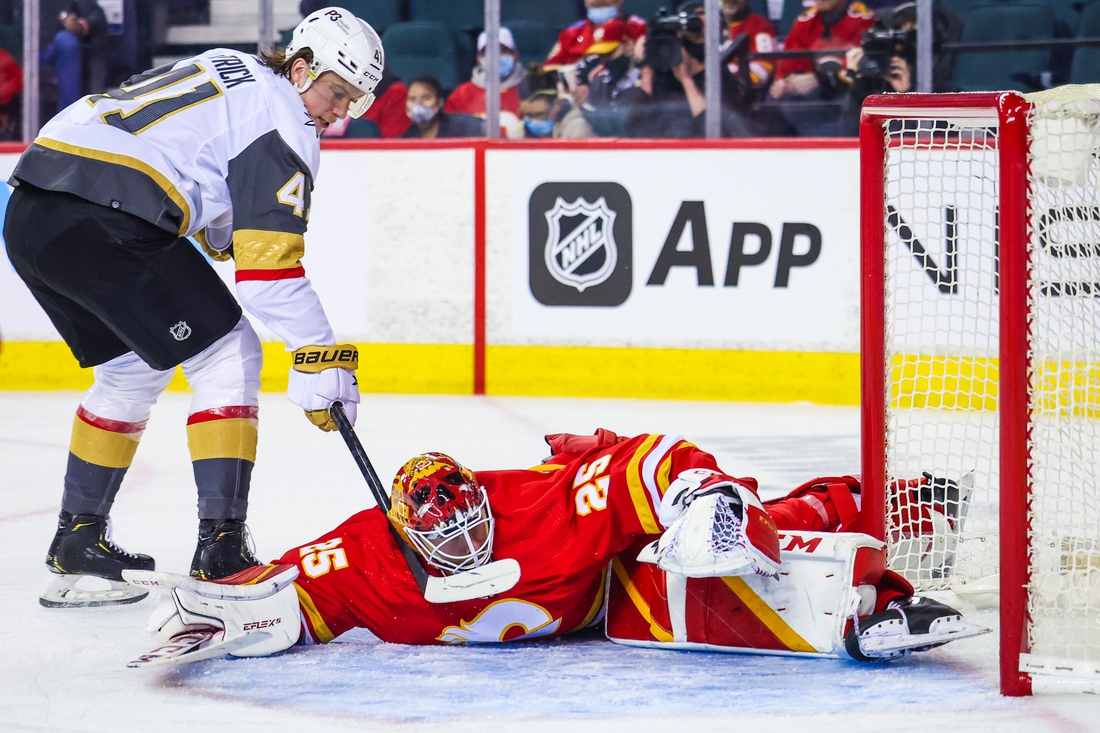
[859,618,991,656]
[40,573,149,608]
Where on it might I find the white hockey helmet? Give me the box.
[285,6,385,118]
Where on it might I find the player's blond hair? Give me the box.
[257,45,315,79]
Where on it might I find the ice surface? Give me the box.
[2,392,1096,732]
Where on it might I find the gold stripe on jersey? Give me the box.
[626,434,662,534]
[33,137,193,235]
[656,441,697,496]
[719,576,816,653]
[70,414,142,468]
[611,557,673,643]
[568,566,609,633]
[232,230,306,271]
[525,463,565,473]
[186,418,258,462]
[295,583,335,643]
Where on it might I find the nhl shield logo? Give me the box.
[169,321,192,341]
[543,196,617,293]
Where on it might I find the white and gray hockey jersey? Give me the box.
[12,49,337,350]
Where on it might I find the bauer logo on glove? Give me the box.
[288,344,360,431]
[292,345,359,372]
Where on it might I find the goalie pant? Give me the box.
[276,431,911,647]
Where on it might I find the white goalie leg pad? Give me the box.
[167,580,302,657]
[656,480,781,579]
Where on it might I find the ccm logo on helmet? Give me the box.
[242,618,282,631]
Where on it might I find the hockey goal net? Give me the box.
[860,89,1100,696]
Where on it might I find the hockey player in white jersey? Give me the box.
[3,7,384,608]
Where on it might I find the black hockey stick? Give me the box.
[330,402,520,604]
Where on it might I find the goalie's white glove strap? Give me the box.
[658,468,722,529]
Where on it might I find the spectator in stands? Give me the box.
[41,17,82,109]
[401,75,485,139]
[516,89,563,138]
[624,2,763,137]
[766,0,873,136]
[837,2,961,134]
[724,0,777,90]
[543,0,647,72]
[61,1,109,95]
[768,0,875,101]
[573,22,645,137]
[445,27,526,126]
[365,68,411,138]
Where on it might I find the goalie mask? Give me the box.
[286,7,385,117]
[389,453,495,574]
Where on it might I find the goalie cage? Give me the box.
[860,88,1100,697]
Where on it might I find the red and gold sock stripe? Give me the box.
[186,405,259,462]
[69,405,146,468]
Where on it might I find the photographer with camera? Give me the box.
[837,2,961,135]
[624,1,761,138]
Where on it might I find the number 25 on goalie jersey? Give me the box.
[12,49,318,283]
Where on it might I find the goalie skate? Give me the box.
[844,596,990,661]
[40,573,149,608]
[127,629,272,668]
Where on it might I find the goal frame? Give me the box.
[859,92,1033,697]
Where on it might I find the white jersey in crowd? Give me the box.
[12,49,336,350]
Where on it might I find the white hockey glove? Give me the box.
[652,469,781,579]
[142,565,303,659]
[287,344,360,431]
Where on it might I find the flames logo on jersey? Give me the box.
[543,196,618,293]
[437,599,562,644]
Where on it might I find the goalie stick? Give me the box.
[329,402,520,604]
[126,630,271,668]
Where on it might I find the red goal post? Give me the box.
[859,91,1100,697]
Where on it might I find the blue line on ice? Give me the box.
[177,631,1008,720]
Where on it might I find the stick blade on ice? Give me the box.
[423,558,521,604]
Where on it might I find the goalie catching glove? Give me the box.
[287,344,360,431]
[651,469,781,578]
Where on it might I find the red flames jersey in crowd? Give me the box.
[774,1,875,79]
[543,16,648,69]
[279,433,722,645]
[728,13,778,85]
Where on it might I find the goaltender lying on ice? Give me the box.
[124,430,989,667]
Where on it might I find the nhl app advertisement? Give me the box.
[491,148,862,353]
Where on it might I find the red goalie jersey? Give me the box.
[278,432,913,646]
[280,432,722,644]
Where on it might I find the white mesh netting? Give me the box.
[880,88,1100,668]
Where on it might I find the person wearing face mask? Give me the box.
[401,74,485,139]
[517,89,562,138]
[5,7,383,607]
[543,0,648,71]
[572,23,645,137]
[444,27,526,124]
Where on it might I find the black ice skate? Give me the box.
[190,519,261,580]
[40,511,156,608]
[844,595,990,661]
